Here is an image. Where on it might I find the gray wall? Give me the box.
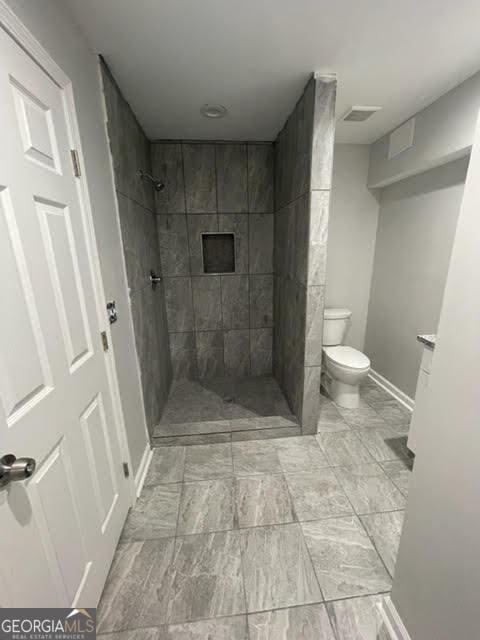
[364,157,468,397]
[5,0,150,474]
[274,75,336,433]
[368,70,480,188]
[391,113,480,640]
[101,62,172,435]
[152,142,274,378]
[326,144,380,351]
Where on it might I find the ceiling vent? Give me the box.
[341,106,382,122]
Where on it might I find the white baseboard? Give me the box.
[378,596,412,640]
[134,444,153,498]
[369,369,415,412]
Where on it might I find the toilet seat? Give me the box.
[323,345,370,371]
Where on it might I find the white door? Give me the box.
[0,23,131,606]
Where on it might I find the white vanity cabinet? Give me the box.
[408,337,435,454]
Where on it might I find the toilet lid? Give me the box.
[324,346,370,369]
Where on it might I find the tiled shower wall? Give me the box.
[101,61,172,435]
[274,75,336,433]
[152,142,274,379]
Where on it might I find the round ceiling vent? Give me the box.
[200,104,228,119]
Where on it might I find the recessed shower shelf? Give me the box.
[201,232,235,274]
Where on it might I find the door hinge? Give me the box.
[70,149,81,177]
[101,330,109,352]
[122,462,130,478]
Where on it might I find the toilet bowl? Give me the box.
[322,308,370,408]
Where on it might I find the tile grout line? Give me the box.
[356,507,396,582]
[162,443,187,626]
[98,589,387,635]
[309,462,394,601]
[213,146,229,379]
[271,441,328,603]
[296,512,326,604]
[319,392,409,585]
[180,141,199,378]
[246,144,252,376]
[231,438,251,636]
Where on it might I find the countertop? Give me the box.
[417,334,436,349]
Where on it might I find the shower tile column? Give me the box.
[302,77,336,432]
[273,74,336,434]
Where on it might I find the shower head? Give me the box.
[138,169,165,192]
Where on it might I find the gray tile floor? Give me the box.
[98,379,413,639]
[153,376,298,445]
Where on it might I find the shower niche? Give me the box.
[201,232,235,274]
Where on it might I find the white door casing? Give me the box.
[0,8,133,607]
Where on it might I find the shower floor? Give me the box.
[153,375,299,446]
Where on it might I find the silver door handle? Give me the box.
[0,454,36,488]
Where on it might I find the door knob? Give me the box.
[0,454,36,488]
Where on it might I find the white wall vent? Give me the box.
[388,117,416,159]
[341,106,382,122]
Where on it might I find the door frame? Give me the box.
[0,0,138,504]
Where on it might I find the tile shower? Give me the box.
[102,62,336,438]
[101,61,172,437]
[154,141,274,379]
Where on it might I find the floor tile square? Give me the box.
[355,428,411,462]
[380,459,412,497]
[167,531,245,623]
[360,383,394,406]
[121,485,180,541]
[184,443,233,481]
[273,436,329,472]
[240,523,322,612]
[145,447,185,485]
[248,604,335,640]
[335,405,387,429]
[232,440,282,475]
[97,539,174,632]
[317,399,350,433]
[301,516,391,600]
[177,479,235,535]
[326,594,386,640]
[373,401,412,428]
[285,469,353,521]
[360,510,405,577]
[316,432,374,466]
[167,615,248,639]
[235,474,295,527]
[334,463,406,515]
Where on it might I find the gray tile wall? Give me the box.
[101,61,172,436]
[152,142,274,379]
[273,75,336,434]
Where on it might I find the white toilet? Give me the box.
[322,308,370,408]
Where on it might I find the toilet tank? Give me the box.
[323,308,352,346]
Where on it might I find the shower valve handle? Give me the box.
[150,270,162,290]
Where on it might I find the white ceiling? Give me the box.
[66,0,480,144]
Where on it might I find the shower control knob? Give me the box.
[150,270,162,290]
[0,454,36,488]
